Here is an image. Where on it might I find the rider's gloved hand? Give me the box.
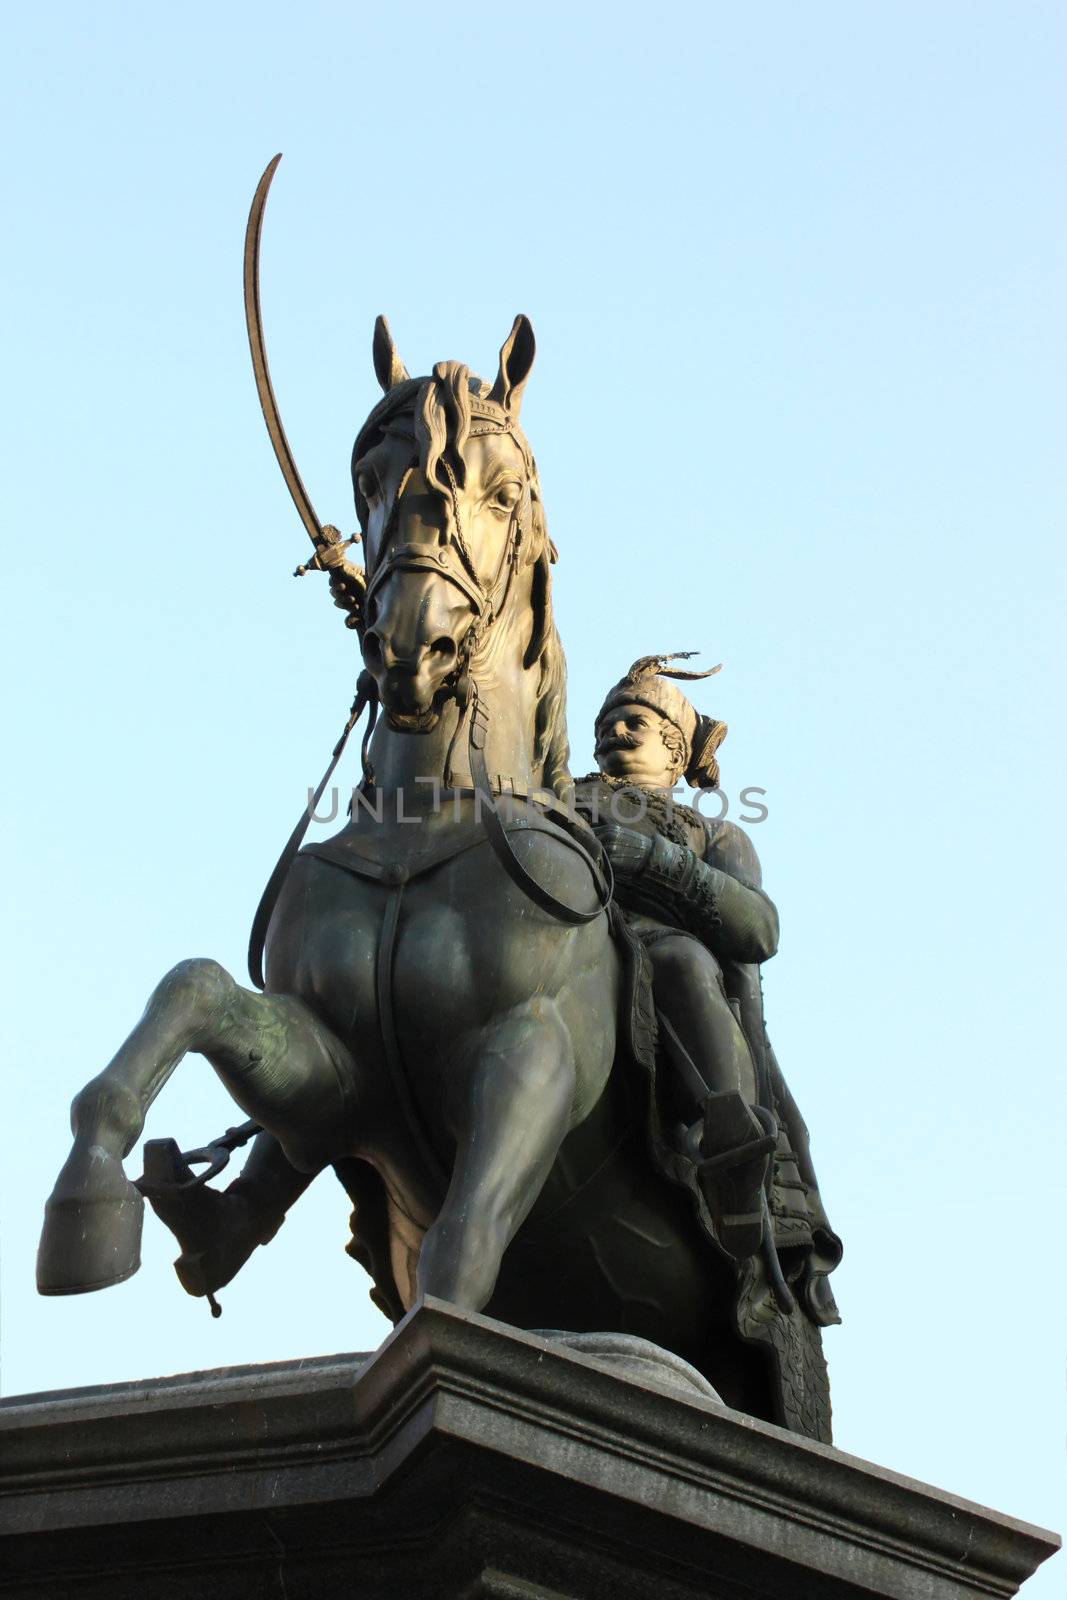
[593,823,653,877]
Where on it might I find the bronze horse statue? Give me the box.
[37,160,836,1440]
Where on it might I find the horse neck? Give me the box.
[366,565,549,795]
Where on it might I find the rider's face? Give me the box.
[595,703,678,787]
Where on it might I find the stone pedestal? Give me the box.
[0,1299,1058,1598]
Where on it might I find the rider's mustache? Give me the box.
[596,733,640,755]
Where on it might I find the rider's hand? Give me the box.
[319,541,355,570]
[594,823,653,878]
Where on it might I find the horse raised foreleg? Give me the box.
[416,999,575,1310]
[38,958,354,1296]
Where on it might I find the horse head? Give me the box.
[352,315,549,733]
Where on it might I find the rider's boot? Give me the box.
[138,1140,288,1300]
[687,1090,777,1262]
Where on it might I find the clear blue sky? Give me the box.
[1,3,1063,1587]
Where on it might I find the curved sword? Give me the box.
[243,153,326,553]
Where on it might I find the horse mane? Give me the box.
[528,554,571,796]
[415,361,476,495]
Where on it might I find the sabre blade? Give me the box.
[243,154,325,550]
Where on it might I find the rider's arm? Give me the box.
[599,817,779,964]
[698,820,780,963]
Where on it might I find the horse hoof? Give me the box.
[37,1144,144,1295]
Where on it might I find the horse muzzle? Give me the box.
[363,635,465,732]
[361,562,476,731]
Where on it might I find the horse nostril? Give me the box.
[430,636,457,664]
[363,631,385,671]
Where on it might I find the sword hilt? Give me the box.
[294,525,360,577]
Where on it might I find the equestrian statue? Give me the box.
[37,156,841,1441]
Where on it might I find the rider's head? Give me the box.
[594,654,727,790]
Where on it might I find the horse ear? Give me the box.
[488,314,536,414]
[372,315,410,392]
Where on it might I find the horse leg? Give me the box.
[416,999,575,1310]
[38,958,354,1295]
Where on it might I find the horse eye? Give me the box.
[492,482,521,511]
[357,469,380,502]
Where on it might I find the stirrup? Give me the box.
[137,1136,281,1310]
[137,1139,231,1308]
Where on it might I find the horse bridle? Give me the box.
[360,399,532,671]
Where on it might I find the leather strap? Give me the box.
[375,876,449,1194]
[466,686,612,926]
[247,674,376,989]
[306,826,507,887]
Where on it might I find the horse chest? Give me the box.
[393,893,538,1032]
[285,850,569,1051]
